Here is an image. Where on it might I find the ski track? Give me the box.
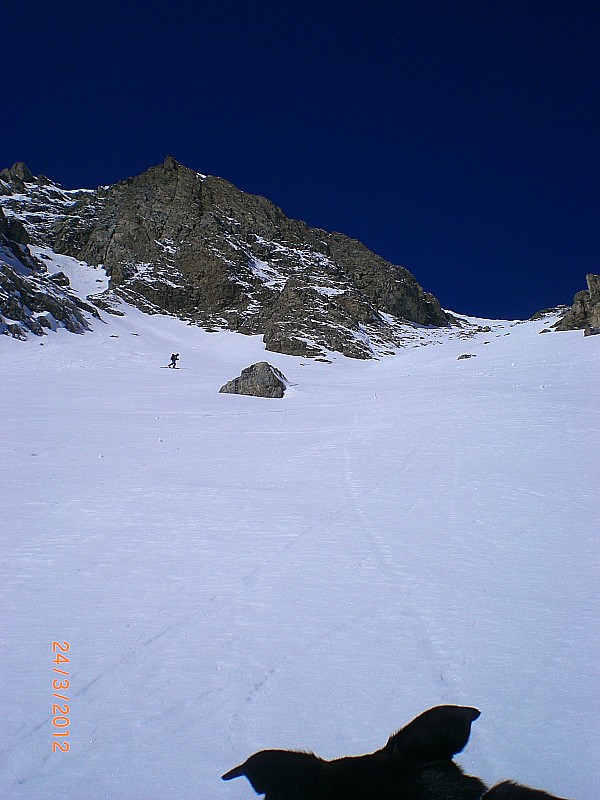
[342,406,471,705]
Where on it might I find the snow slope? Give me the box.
[0,304,598,800]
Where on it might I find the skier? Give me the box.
[168,353,179,368]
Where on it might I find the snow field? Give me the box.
[0,306,598,799]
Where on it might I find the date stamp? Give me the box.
[51,641,71,752]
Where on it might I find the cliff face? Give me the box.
[1,158,450,356]
[0,205,96,339]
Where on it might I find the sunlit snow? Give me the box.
[0,303,598,800]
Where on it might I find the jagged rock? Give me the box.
[259,276,377,358]
[0,214,30,244]
[219,362,288,398]
[0,162,56,192]
[89,292,126,316]
[49,271,70,286]
[0,162,35,187]
[529,306,570,321]
[11,162,34,183]
[589,273,600,303]
[555,275,600,332]
[0,207,97,338]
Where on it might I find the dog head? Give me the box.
[222,749,323,800]
[380,705,481,767]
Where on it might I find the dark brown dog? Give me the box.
[222,705,485,799]
[222,705,572,800]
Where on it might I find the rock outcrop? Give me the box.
[555,274,600,333]
[0,162,54,194]
[219,362,288,398]
[0,206,97,339]
[0,158,451,357]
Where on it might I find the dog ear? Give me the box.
[222,749,322,798]
[482,780,572,800]
[382,705,481,766]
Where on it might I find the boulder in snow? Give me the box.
[219,362,288,398]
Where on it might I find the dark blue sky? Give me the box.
[4,1,599,318]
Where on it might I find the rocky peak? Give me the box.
[1,159,452,357]
[162,154,181,171]
[0,162,57,193]
[2,162,35,183]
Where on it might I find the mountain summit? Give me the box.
[1,159,451,357]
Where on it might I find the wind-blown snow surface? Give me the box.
[1,307,598,800]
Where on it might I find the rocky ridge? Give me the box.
[3,158,590,355]
[1,158,452,357]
